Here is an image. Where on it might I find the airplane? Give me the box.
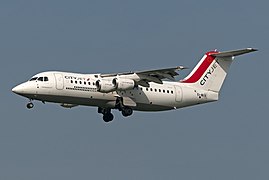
[12,48,257,122]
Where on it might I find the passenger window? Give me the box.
[146,88,148,91]
[163,90,165,93]
[38,77,43,81]
[44,77,49,81]
[84,82,86,85]
[167,90,169,93]
[159,89,161,92]
[88,82,91,85]
[150,88,153,91]
[71,80,73,83]
[171,91,173,94]
[155,89,157,92]
[75,81,77,84]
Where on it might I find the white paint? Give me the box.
[12,48,256,122]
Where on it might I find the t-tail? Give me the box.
[181,48,257,93]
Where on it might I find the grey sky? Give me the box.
[0,0,268,179]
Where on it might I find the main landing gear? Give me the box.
[98,97,134,123]
[121,107,133,117]
[116,97,133,117]
[98,107,114,122]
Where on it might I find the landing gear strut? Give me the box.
[98,107,114,122]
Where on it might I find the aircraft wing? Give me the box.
[100,66,187,86]
[135,66,187,82]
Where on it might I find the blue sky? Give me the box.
[0,0,268,179]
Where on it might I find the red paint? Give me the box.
[182,51,218,83]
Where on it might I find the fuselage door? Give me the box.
[54,73,64,90]
[174,85,182,102]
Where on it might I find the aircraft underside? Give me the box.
[19,92,176,122]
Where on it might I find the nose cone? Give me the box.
[12,84,25,95]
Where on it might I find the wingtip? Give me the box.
[177,66,189,70]
[247,48,258,52]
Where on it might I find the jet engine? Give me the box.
[96,78,135,93]
[96,78,116,93]
[112,78,135,91]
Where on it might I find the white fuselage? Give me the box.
[12,48,256,121]
[13,71,218,112]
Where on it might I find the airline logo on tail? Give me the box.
[181,48,257,93]
[181,51,218,84]
[200,61,218,85]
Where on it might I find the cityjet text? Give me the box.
[200,62,218,85]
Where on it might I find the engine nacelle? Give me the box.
[112,78,135,91]
[96,78,116,93]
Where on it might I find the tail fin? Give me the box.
[181,48,257,92]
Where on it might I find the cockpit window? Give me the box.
[38,77,44,81]
[29,77,38,81]
[29,76,49,82]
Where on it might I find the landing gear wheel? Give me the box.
[103,113,114,122]
[26,102,34,109]
[122,107,133,117]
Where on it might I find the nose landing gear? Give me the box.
[26,102,34,109]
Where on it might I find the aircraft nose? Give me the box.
[12,84,25,94]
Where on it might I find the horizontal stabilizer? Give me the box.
[209,48,257,57]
